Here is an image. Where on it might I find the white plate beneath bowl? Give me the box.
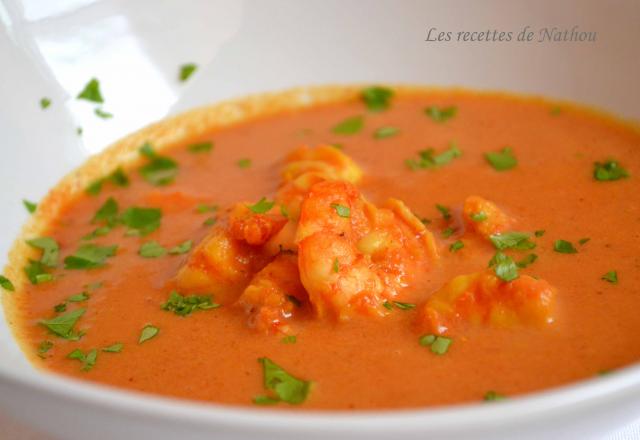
[1,1,639,439]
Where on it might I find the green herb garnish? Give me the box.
[281,335,297,344]
[419,334,452,355]
[436,204,451,221]
[102,343,124,353]
[424,106,457,122]
[139,241,167,258]
[248,197,275,214]
[23,199,37,214]
[392,301,416,310]
[188,141,213,153]
[554,240,577,254]
[237,158,252,168]
[470,211,487,222]
[86,168,129,196]
[488,252,519,282]
[405,143,462,170]
[0,275,15,291]
[485,147,517,171]
[40,308,85,340]
[374,126,400,139]
[161,291,219,316]
[450,240,464,253]
[602,271,618,284]
[121,206,162,235]
[179,63,197,82]
[139,144,179,186]
[254,357,312,405]
[26,237,59,267]
[94,108,113,119]
[516,253,538,268]
[483,391,506,401]
[139,325,159,343]
[77,78,104,103]
[24,260,53,285]
[40,98,51,109]
[361,86,393,112]
[534,230,546,237]
[489,232,535,251]
[332,116,364,135]
[169,240,192,255]
[331,203,351,218]
[92,197,119,225]
[37,340,53,358]
[64,244,118,269]
[68,348,97,371]
[593,160,629,181]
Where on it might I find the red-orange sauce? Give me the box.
[9,90,640,409]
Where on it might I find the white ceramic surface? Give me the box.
[0,1,638,439]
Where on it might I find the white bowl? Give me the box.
[1,1,639,438]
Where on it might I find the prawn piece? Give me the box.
[416,271,556,335]
[297,180,438,320]
[282,145,363,184]
[175,227,267,304]
[236,254,307,334]
[462,196,513,238]
[229,203,287,246]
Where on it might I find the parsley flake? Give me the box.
[554,240,577,254]
[40,308,85,340]
[64,244,118,269]
[484,391,506,402]
[139,241,167,258]
[77,78,104,103]
[23,199,37,214]
[405,143,462,170]
[331,203,350,218]
[237,158,252,168]
[122,206,162,236]
[450,240,464,253]
[419,334,452,355]
[374,126,400,139]
[179,63,197,82]
[0,275,15,291]
[488,252,519,282]
[102,343,124,353]
[169,240,192,255]
[593,160,629,181]
[255,357,312,405]
[485,147,517,171]
[248,197,275,214]
[602,271,618,284]
[188,141,213,153]
[94,108,113,119]
[489,232,536,251]
[26,237,59,268]
[424,106,457,122]
[436,204,451,221]
[68,348,97,371]
[361,86,393,112]
[332,116,364,135]
[161,291,219,316]
[139,144,179,186]
[40,98,51,109]
[139,325,159,344]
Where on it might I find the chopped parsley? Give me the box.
[254,357,312,405]
[179,63,197,82]
[332,116,364,135]
[40,308,85,340]
[488,252,519,282]
[23,199,37,214]
[579,237,590,245]
[419,334,452,355]
[534,230,546,237]
[470,211,487,222]
[248,197,275,214]
[516,253,538,268]
[485,147,517,171]
[64,244,118,269]
[68,292,90,302]
[489,232,536,251]
[82,226,112,241]
[593,160,629,181]
[361,86,393,112]
[196,204,218,214]
[161,291,219,316]
[86,168,130,196]
[391,301,416,310]
[40,98,51,109]
[188,141,213,153]
[0,275,15,291]
[121,206,162,235]
[139,241,167,258]
[92,197,119,225]
[450,240,464,253]
[331,203,351,218]
[24,260,54,285]
[553,240,577,254]
[483,391,506,401]
[26,237,59,267]
[602,271,618,284]
[550,106,562,116]
[68,348,97,371]
[332,258,340,273]
[77,78,104,103]
[139,143,179,186]
[435,204,451,221]
[94,108,113,119]
[37,340,53,358]
[102,343,124,353]
[405,143,462,170]
[442,227,456,238]
[374,126,400,139]
[237,158,252,168]
[203,217,217,226]
[424,106,457,122]
[169,240,192,255]
[281,335,297,344]
[139,325,159,344]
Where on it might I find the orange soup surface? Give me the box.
[7,89,640,409]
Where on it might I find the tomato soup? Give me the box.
[2,87,639,410]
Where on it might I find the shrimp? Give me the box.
[236,253,307,334]
[297,180,438,320]
[229,202,287,246]
[462,196,513,238]
[416,270,556,335]
[175,226,268,304]
[276,145,363,221]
